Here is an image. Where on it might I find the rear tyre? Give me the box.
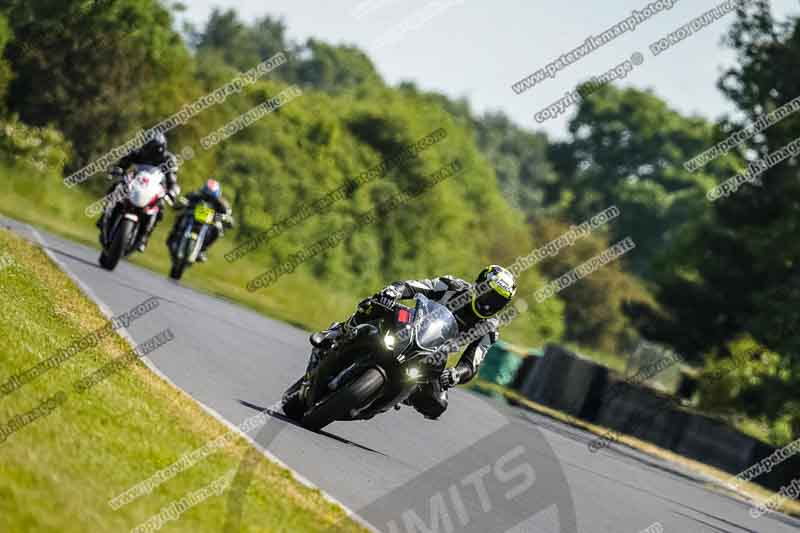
[302,368,384,431]
[100,218,135,271]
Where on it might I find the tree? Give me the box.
[653,1,800,436]
[530,217,655,353]
[548,85,723,279]
[191,11,383,93]
[0,14,12,110]
[472,111,560,214]
[191,9,290,73]
[295,39,382,92]
[2,0,192,170]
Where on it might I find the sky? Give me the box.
[179,0,800,139]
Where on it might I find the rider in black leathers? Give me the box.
[308,265,517,419]
[167,179,234,262]
[98,132,181,252]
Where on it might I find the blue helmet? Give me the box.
[202,179,221,199]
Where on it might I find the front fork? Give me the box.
[176,218,194,260]
[102,206,122,247]
[189,225,208,263]
[103,178,133,237]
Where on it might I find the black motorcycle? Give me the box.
[168,200,227,280]
[283,294,459,430]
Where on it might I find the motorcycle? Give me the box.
[168,201,226,280]
[98,165,167,271]
[283,294,459,431]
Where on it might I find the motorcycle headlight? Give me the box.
[406,367,421,380]
[383,332,396,350]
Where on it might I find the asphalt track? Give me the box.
[4,215,799,533]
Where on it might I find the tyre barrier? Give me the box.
[507,343,797,492]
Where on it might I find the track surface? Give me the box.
[4,216,799,533]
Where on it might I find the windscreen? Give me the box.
[413,295,459,351]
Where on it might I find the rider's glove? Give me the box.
[165,190,178,206]
[374,286,400,308]
[439,368,459,390]
[356,297,373,314]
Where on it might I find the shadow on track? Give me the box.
[236,399,389,457]
[45,245,104,270]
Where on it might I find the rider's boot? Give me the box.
[306,308,368,373]
[309,311,363,350]
[198,228,220,263]
[306,347,324,375]
[309,322,344,349]
[197,233,214,263]
[307,322,344,373]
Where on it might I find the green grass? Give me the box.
[0,228,367,533]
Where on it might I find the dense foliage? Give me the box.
[0,1,796,439]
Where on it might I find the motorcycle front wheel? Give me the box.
[301,368,385,431]
[169,259,188,280]
[281,378,305,422]
[100,218,135,271]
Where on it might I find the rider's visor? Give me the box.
[475,289,508,316]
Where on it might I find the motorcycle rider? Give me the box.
[97,132,180,252]
[168,179,234,262]
[307,265,517,419]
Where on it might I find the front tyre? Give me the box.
[169,259,187,280]
[281,378,305,422]
[302,368,385,431]
[100,218,135,271]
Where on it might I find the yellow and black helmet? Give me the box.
[472,265,517,319]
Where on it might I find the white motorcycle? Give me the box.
[98,164,167,271]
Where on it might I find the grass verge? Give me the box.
[0,228,367,533]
